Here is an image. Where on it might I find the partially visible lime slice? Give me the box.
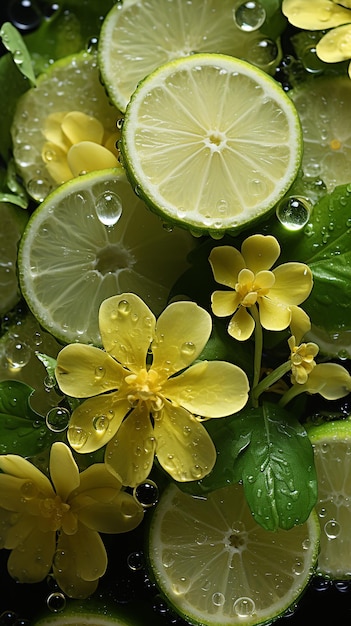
[11,51,122,201]
[289,76,351,191]
[148,482,319,626]
[98,0,269,112]
[18,168,197,345]
[308,419,351,579]
[0,202,28,316]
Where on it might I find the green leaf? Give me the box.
[0,54,29,162]
[0,380,60,456]
[0,23,36,87]
[0,160,29,208]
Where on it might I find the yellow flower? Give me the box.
[209,234,313,341]
[288,335,319,384]
[0,442,143,598]
[303,362,351,399]
[55,293,250,487]
[282,0,351,77]
[41,111,120,184]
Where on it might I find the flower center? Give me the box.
[125,368,164,410]
[39,495,71,531]
[235,268,275,307]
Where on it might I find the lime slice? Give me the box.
[18,168,196,345]
[308,419,351,579]
[11,51,122,201]
[121,53,302,236]
[289,76,351,191]
[98,0,268,113]
[0,202,28,316]
[148,482,320,626]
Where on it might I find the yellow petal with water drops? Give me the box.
[68,392,129,454]
[61,111,105,145]
[164,360,249,418]
[290,305,311,344]
[228,306,255,341]
[209,245,245,288]
[211,289,241,317]
[0,475,37,514]
[54,526,106,595]
[154,401,216,482]
[282,0,351,28]
[56,343,125,398]
[67,141,119,177]
[77,491,144,533]
[271,263,313,305]
[259,296,291,331]
[44,152,75,185]
[7,526,55,583]
[105,404,155,488]
[99,293,155,373]
[50,442,80,502]
[64,524,107,581]
[317,24,351,63]
[0,454,53,495]
[306,363,351,399]
[241,234,280,273]
[43,111,71,152]
[3,510,36,549]
[151,301,212,377]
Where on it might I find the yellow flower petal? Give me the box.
[77,463,122,496]
[7,526,55,583]
[271,263,313,305]
[317,24,351,63]
[61,111,105,145]
[68,392,129,453]
[103,131,120,157]
[151,301,212,376]
[56,343,125,398]
[77,491,144,533]
[241,234,280,273]
[164,360,249,417]
[305,363,351,399]
[0,455,52,495]
[43,111,71,151]
[255,270,276,290]
[259,296,292,331]
[99,294,155,373]
[67,141,119,177]
[282,0,351,28]
[209,245,245,287]
[44,155,74,184]
[154,401,216,482]
[0,475,36,513]
[3,511,36,549]
[228,306,255,340]
[290,305,311,343]
[211,290,241,317]
[105,405,155,488]
[50,442,80,502]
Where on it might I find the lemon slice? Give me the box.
[308,419,351,580]
[148,482,320,626]
[98,0,267,113]
[18,168,196,345]
[11,51,122,201]
[289,76,351,191]
[0,202,28,316]
[121,53,302,236]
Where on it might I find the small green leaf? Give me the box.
[36,352,57,382]
[0,380,60,456]
[0,23,36,87]
[0,54,29,162]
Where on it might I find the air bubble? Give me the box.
[8,0,42,31]
[233,1,266,31]
[212,592,225,606]
[45,407,70,432]
[46,591,66,612]
[96,191,123,226]
[233,596,256,617]
[5,338,31,368]
[127,551,144,571]
[276,196,311,231]
[324,519,340,539]
[133,480,159,507]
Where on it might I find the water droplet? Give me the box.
[13,49,24,65]
[116,118,124,130]
[234,1,266,31]
[94,365,106,380]
[20,481,38,500]
[180,341,196,358]
[53,549,69,573]
[117,299,131,316]
[86,35,98,53]
[92,415,109,433]
[292,559,304,575]
[46,591,66,612]
[8,0,42,31]
[162,550,175,568]
[133,480,159,507]
[276,196,311,231]
[45,407,70,432]
[212,591,225,606]
[127,551,144,571]
[27,177,52,201]
[233,596,256,617]
[5,338,31,368]
[324,519,340,539]
[68,425,88,450]
[172,576,190,595]
[248,38,279,67]
[96,191,123,226]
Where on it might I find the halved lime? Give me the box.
[11,51,121,201]
[308,419,351,579]
[98,0,269,112]
[18,168,197,346]
[289,75,351,191]
[148,482,319,626]
[121,53,302,236]
[0,202,28,316]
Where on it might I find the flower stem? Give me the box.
[279,383,306,408]
[251,304,263,392]
[251,360,291,405]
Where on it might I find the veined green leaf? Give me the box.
[0,23,36,86]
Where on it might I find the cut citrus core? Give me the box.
[121,53,302,236]
[18,168,197,345]
[148,482,319,626]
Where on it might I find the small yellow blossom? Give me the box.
[282,0,351,77]
[55,293,250,487]
[288,335,319,384]
[209,234,313,341]
[0,442,143,598]
[296,362,351,399]
[41,111,120,184]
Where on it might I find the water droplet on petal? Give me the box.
[118,299,131,316]
[68,425,88,449]
[180,341,196,358]
[92,415,109,433]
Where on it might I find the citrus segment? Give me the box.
[121,53,302,236]
[18,169,197,346]
[308,419,351,579]
[148,482,319,626]
[98,0,271,112]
